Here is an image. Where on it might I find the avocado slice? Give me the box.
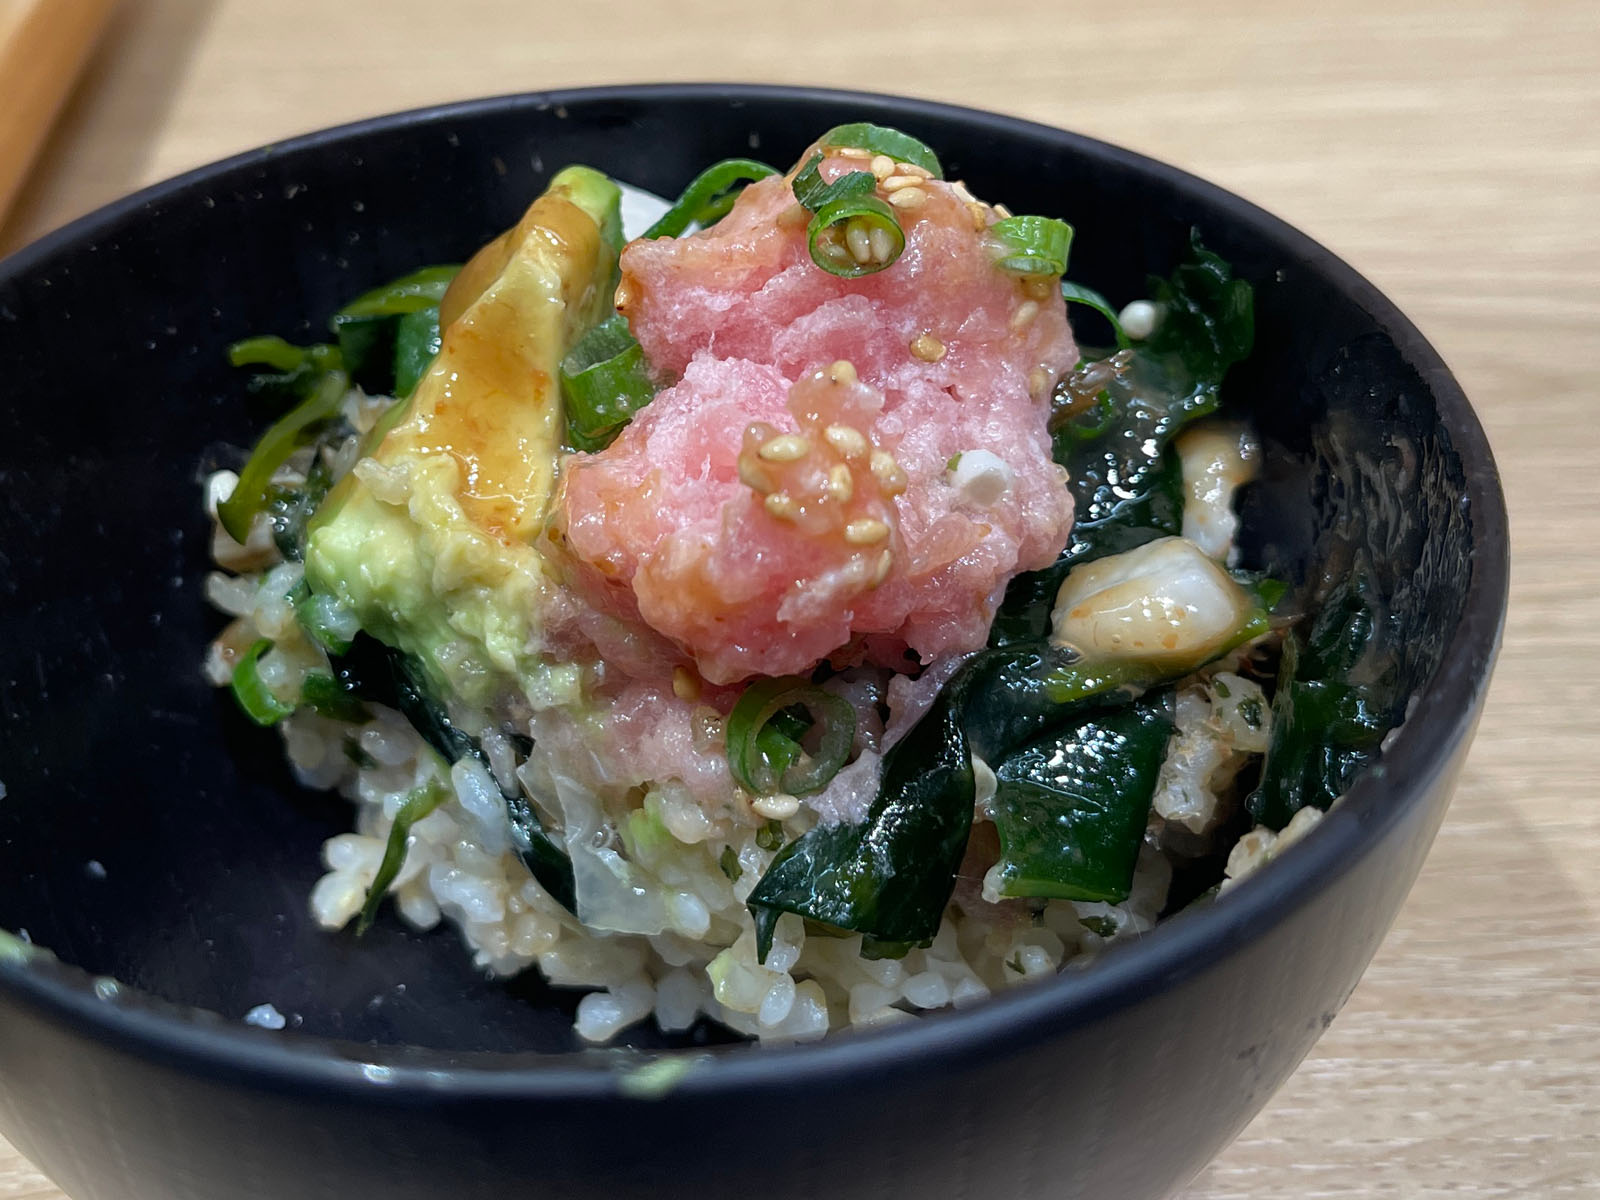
[305,166,622,705]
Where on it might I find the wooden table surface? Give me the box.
[3,1,1596,1195]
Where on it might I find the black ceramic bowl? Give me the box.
[0,85,1506,1200]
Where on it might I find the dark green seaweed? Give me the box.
[990,692,1175,902]
[992,232,1255,646]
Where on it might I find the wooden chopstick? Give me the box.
[0,0,118,225]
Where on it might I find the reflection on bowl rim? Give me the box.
[0,82,1509,1101]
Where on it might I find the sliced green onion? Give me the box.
[228,335,312,372]
[217,367,348,544]
[818,122,943,179]
[333,265,461,321]
[356,780,449,935]
[808,189,905,278]
[1060,281,1131,349]
[559,314,659,451]
[294,587,359,655]
[791,153,837,210]
[643,158,779,240]
[719,845,743,883]
[726,677,856,797]
[230,639,297,726]
[790,155,907,278]
[988,215,1074,276]
[392,305,443,397]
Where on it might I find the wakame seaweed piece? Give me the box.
[330,265,461,393]
[298,672,369,723]
[991,234,1255,645]
[642,157,780,239]
[559,314,659,452]
[747,659,976,960]
[1248,571,1402,830]
[746,645,1144,959]
[505,791,578,914]
[320,633,578,913]
[990,691,1175,902]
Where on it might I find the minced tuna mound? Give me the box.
[554,155,1076,684]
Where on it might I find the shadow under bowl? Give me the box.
[0,84,1506,1200]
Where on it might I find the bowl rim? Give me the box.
[0,81,1509,1102]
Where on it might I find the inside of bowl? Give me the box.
[0,89,1480,1053]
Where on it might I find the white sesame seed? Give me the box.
[868,224,895,263]
[870,451,908,495]
[828,360,858,386]
[824,423,870,459]
[895,163,933,179]
[887,187,927,210]
[827,464,854,502]
[1010,300,1040,330]
[614,280,635,309]
[751,793,800,820]
[738,454,775,493]
[870,154,895,181]
[882,175,923,191]
[844,518,890,545]
[871,550,894,587]
[758,434,811,463]
[834,146,872,159]
[764,492,799,520]
[1028,367,1052,399]
[846,221,873,264]
[1022,275,1055,301]
[910,333,946,362]
[671,667,701,701]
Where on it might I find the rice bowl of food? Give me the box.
[0,85,1506,1200]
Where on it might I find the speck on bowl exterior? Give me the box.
[0,84,1507,1200]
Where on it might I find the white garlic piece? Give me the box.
[1176,422,1259,561]
[1049,536,1253,669]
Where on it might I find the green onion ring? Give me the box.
[217,366,349,544]
[807,186,905,278]
[558,314,659,451]
[332,264,460,321]
[227,335,310,372]
[356,780,449,934]
[643,158,779,240]
[818,122,944,179]
[988,214,1074,277]
[229,639,297,726]
[727,677,857,797]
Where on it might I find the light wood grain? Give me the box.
[2,1,1596,1196]
[0,0,115,222]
